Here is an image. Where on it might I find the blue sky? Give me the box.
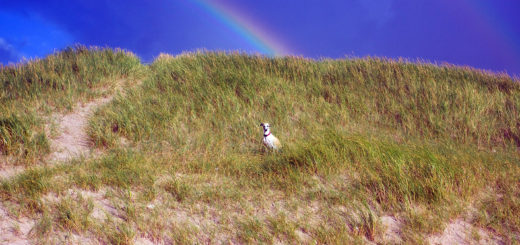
[1,0,519,75]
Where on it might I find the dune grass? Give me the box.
[91,52,520,150]
[0,50,519,243]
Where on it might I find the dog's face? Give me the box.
[260,123,270,132]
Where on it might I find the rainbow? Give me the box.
[190,0,290,56]
[461,0,520,71]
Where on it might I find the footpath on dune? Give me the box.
[0,79,135,179]
[49,78,135,163]
[0,79,136,244]
[47,95,113,162]
[0,94,112,180]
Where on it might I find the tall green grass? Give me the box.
[91,52,520,151]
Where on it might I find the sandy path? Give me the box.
[0,95,114,243]
[48,96,112,162]
[48,78,135,163]
[0,79,138,244]
[0,79,136,181]
[0,95,113,180]
[0,96,113,242]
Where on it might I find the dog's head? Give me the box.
[260,123,270,133]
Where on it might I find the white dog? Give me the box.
[260,123,281,150]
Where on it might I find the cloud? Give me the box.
[0,10,73,64]
[0,37,20,63]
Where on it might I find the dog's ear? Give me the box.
[260,123,264,126]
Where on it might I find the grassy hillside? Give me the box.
[0,49,519,244]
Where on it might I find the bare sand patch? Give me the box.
[0,203,34,245]
[380,215,402,244]
[428,219,501,245]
